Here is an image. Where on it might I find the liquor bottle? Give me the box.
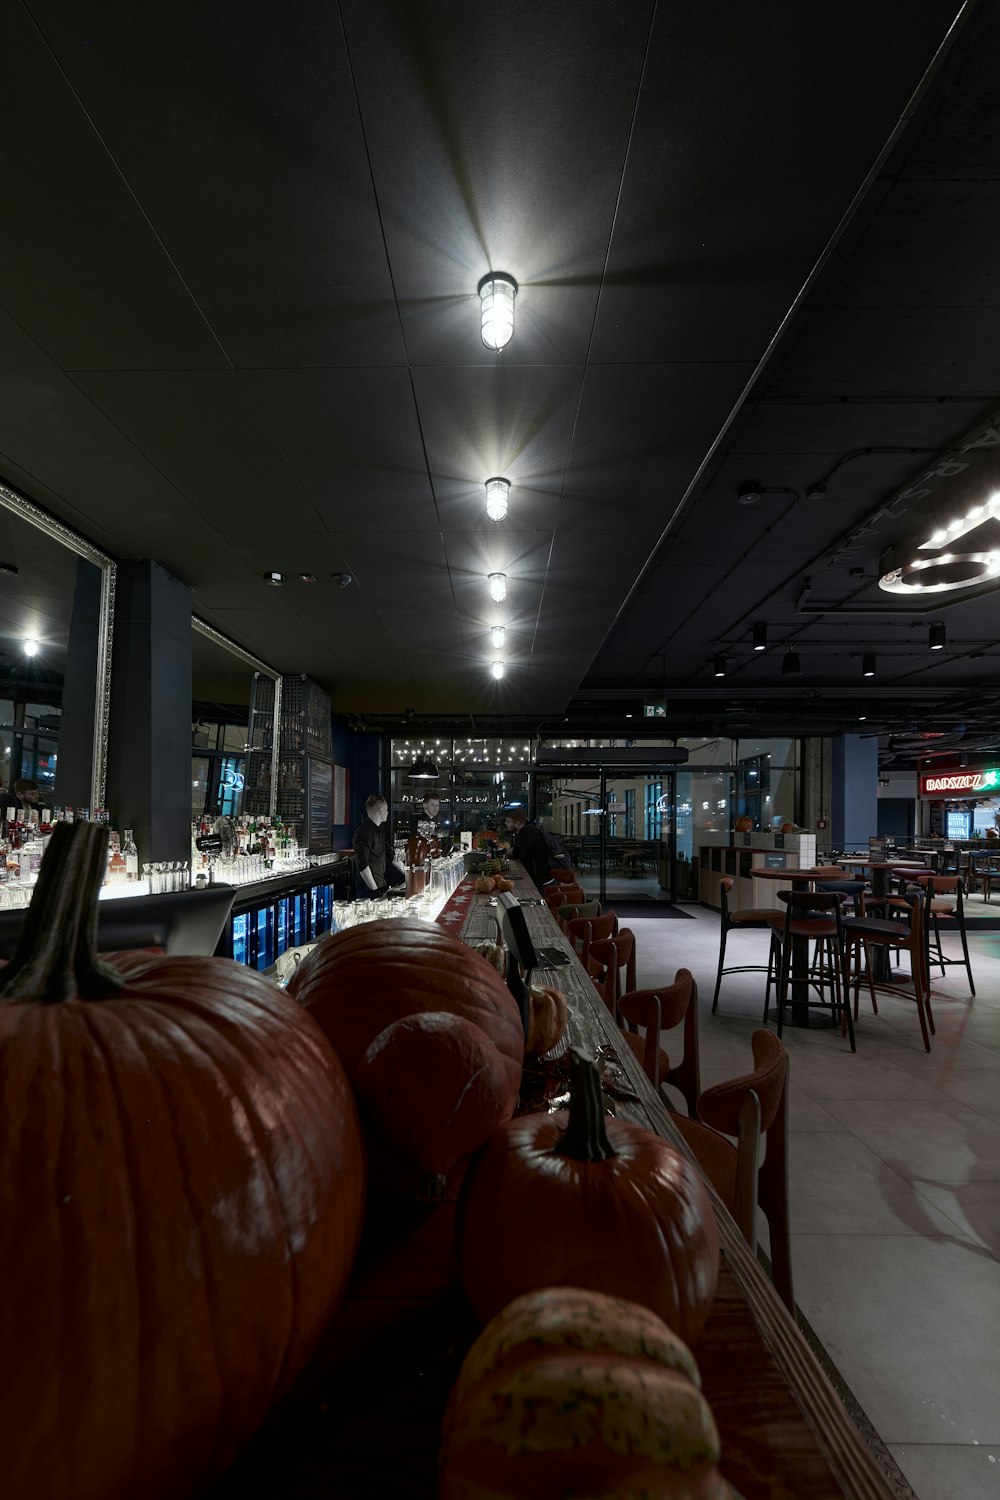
[107,831,127,885]
[122,830,139,881]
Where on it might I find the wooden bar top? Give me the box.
[214,867,895,1499]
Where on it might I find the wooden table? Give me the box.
[214,865,897,1500]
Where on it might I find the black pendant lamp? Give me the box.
[408,756,439,781]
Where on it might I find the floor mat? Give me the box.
[604,902,697,919]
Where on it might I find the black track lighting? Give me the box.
[752,623,767,652]
[862,653,876,678]
[929,622,946,651]
[713,654,726,677]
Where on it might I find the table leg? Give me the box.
[790,931,811,1026]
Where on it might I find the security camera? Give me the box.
[332,572,353,589]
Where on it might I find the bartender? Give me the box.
[353,793,406,897]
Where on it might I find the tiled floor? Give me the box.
[626,904,1000,1500]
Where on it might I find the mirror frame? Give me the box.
[191,616,281,820]
[0,479,115,811]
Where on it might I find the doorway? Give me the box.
[538,768,678,905]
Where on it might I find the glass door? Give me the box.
[540,770,677,906]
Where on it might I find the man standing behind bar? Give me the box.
[502,806,555,892]
[353,793,406,897]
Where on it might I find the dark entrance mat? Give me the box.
[604,902,697,919]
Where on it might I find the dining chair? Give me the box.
[842,890,934,1051]
[911,874,975,996]
[566,911,620,1013]
[617,967,701,1118]
[711,876,781,1015]
[556,897,601,934]
[671,1029,792,1311]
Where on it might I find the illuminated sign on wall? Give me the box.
[920,767,1000,797]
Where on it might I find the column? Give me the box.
[106,560,191,865]
[830,734,878,851]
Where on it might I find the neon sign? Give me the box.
[920,767,1000,796]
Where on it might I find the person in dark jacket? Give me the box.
[353,794,405,897]
[502,807,555,892]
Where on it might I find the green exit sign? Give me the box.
[643,702,667,718]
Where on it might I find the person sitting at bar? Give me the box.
[502,806,556,892]
[414,792,451,853]
[0,778,40,821]
[353,793,406,898]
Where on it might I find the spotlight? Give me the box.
[781,648,800,677]
[929,622,946,651]
[713,654,726,677]
[752,623,767,652]
[862,653,876,678]
[262,571,286,586]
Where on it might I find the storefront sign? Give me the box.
[920,767,1000,796]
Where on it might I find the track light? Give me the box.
[489,572,507,602]
[485,477,510,522]
[862,653,876,677]
[478,273,518,351]
[491,625,505,649]
[929,622,946,650]
[752,623,767,652]
[713,654,726,677]
[781,648,800,677]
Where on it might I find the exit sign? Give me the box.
[643,702,667,718]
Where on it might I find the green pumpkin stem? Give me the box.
[554,1048,617,1162]
[0,822,126,1004]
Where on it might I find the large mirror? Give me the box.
[191,618,280,825]
[0,481,114,812]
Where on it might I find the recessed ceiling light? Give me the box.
[300,573,317,584]
[262,571,286,586]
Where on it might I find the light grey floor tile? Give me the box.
[913,1179,1000,1257]
[780,1050,947,1101]
[791,1234,1000,1444]
[930,1067,1000,1122]
[787,1085,841,1130]
[787,1133,960,1236]
[820,1095,1000,1184]
[887,1442,1000,1500]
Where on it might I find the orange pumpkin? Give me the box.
[493,876,515,893]
[525,984,569,1056]
[456,1049,719,1342]
[734,815,753,833]
[288,918,524,1105]
[440,1287,731,1500]
[0,823,366,1500]
[474,875,496,893]
[355,1012,516,1195]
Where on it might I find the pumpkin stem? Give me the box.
[0,822,126,1004]
[554,1048,617,1162]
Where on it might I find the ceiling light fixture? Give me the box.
[331,572,353,588]
[491,660,505,680]
[262,570,286,586]
[929,621,946,650]
[713,654,726,677]
[737,481,763,506]
[491,625,505,649]
[478,272,518,351]
[781,648,801,677]
[485,476,510,522]
[752,622,767,652]
[489,572,507,602]
[23,637,39,657]
[862,653,877,677]
[408,756,439,781]
[0,562,18,577]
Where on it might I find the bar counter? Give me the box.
[213,865,896,1500]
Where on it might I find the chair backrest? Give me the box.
[777,890,840,912]
[558,898,601,923]
[588,911,619,943]
[698,1028,788,1136]
[619,968,699,1117]
[719,877,734,923]
[915,874,959,896]
[616,988,662,1087]
[546,882,584,909]
[548,867,578,885]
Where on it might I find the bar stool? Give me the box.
[712,876,781,1015]
[618,968,701,1118]
[842,890,934,1051]
[912,874,975,996]
[767,891,855,1051]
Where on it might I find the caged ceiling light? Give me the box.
[23,637,39,657]
[489,572,507,602]
[485,477,510,522]
[491,660,505,680]
[491,625,505,649]
[478,273,518,351]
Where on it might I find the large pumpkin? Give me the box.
[355,1011,516,1195]
[440,1287,731,1499]
[0,823,366,1500]
[456,1050,719,1342]
[288,918,524,1105]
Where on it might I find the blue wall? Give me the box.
[831,734,879,851]
[330,716,383,848]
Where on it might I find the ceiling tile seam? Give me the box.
[0,447,118,552]
[581,0,978,679]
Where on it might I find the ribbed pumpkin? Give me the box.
[440,1287,732,1500]
[355,1011,516,1195]
[525,984,569,1056]
[0,823,366,1500]
[456,1050,719,1342]
[288,918,524,1104]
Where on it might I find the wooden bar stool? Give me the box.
[912,874,975,996]
[842,890,934,1051]
[618,968,701,1118]
[711,876,781,1015]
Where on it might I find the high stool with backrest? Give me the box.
[842,889,934,1051]
[712,876,781,1014]
[912,874,975,996]
[767,891,855,1051]
[566,911,620,1014]
[618,968,701,1118]
[671,1030,792,1311]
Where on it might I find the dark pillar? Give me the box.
[106,560,191,866]
[55,557,102,809]
[831,734,879,851]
